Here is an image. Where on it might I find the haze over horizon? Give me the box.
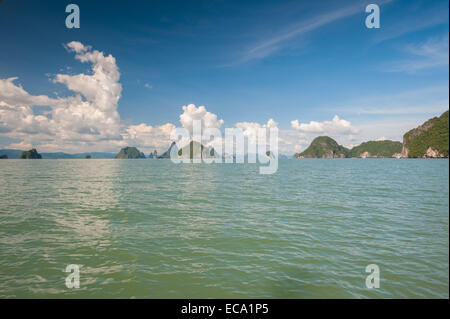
[0,0,448,155]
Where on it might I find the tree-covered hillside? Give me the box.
[349,140,402,158]
[294,136,349,158]
[403,110,449,158]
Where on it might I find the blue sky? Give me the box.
[0,0,448,154]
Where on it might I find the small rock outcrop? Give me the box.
[424,147,445,158]
[0,154,8,159]
[360,151,371,158]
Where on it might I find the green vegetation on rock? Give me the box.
[115,147,146,159]
[349,140,402,158]
[294,136,349,158]
[402,110,449,158]
[20,149,42,159]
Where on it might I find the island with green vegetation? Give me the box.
[294,111,448,159]
[19,149,42,159]
[115,146,146,159]
[294,136,349,158]
[349,140,402,158]
[402,110,449,158]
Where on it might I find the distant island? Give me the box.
[115,146,146,159]
[295,136,349,158]
[19,149,42,159]
[294,111,448,159]
[0,149,116,159]
[348,140,402,158]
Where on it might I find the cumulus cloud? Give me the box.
[235,118,278,132]
[0,49,225,154]
[122,122,176,151]
[0,42,367,156]
[384,34,449,73]
[179,104,224,134]
[7,140,33,150]
[0,42,126,152]
[291,115,358,135]
[0,42,179,154]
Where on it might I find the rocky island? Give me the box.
[402,110,449,158]
[115,147,146,159]
[349,140,402,158]
[19,149,42,159]
[294,111,448,159]
[295,136,349,158]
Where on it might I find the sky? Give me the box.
[0,0,448,155]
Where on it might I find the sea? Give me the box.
[0,158,448,298]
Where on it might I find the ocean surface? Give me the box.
[0,159,448,298]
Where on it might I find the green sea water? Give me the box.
[0,159,448,298]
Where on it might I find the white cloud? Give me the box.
[0,42,176,153]
[372,2,448,44]
[236,0,392,64]
[384,34,449,73]
[7,141,32,150]
[291,115,358,135]
[234,118,278,146]
[0,42,125,152]
[122,122,175,152]
[235,118,278,133]
[179,104,224,134]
